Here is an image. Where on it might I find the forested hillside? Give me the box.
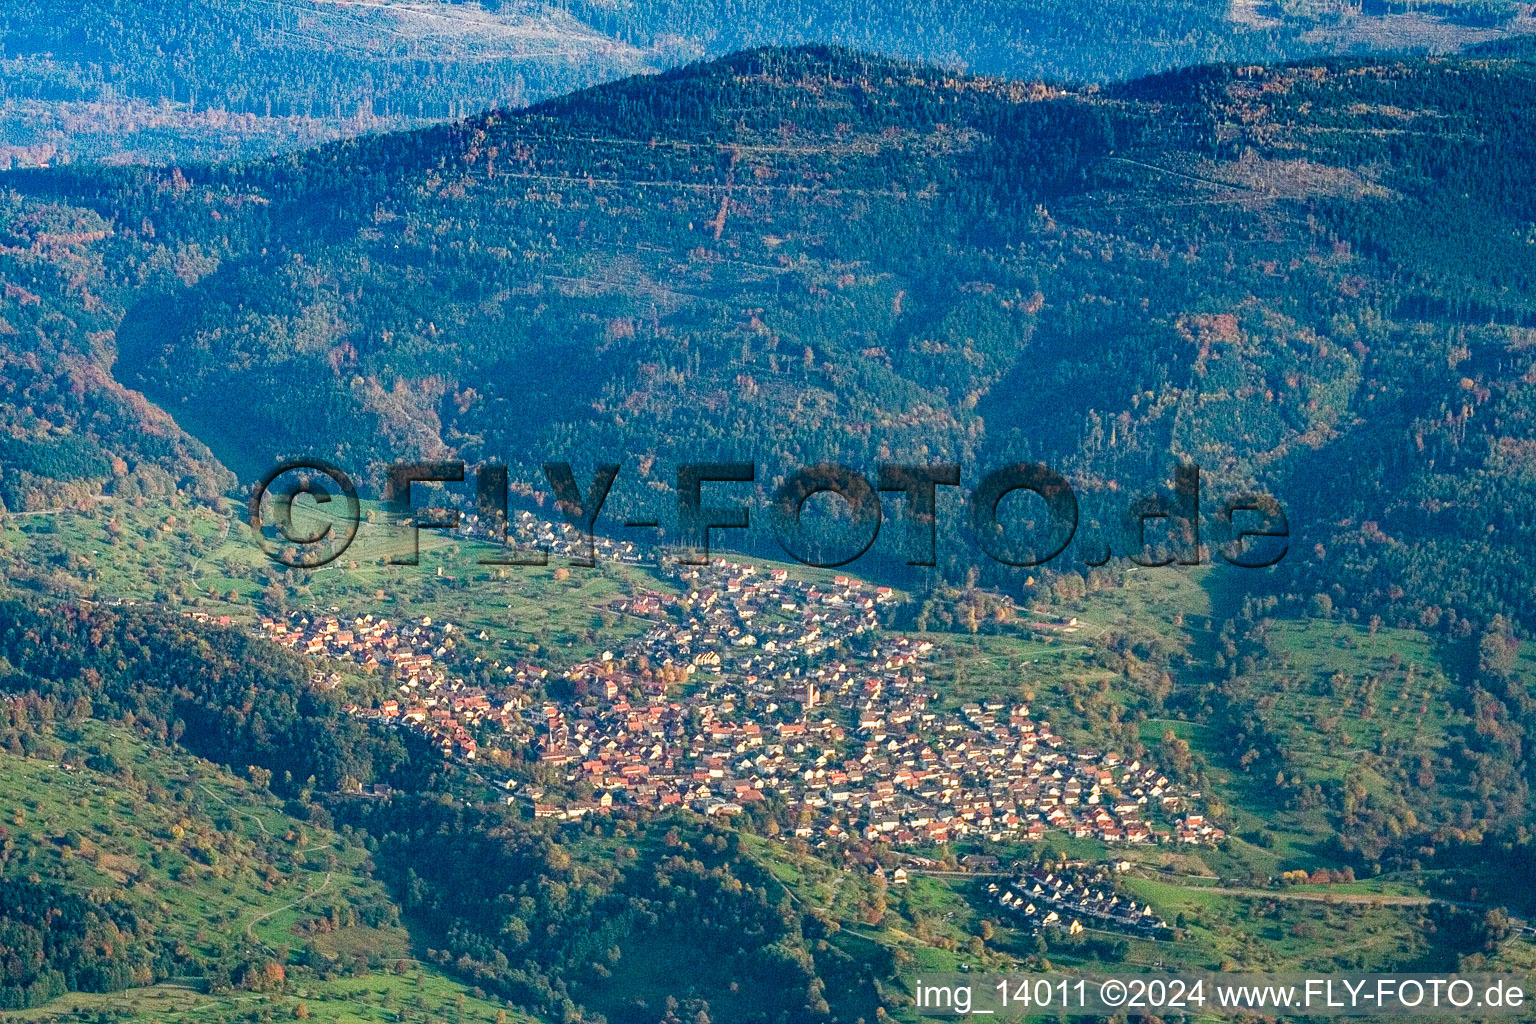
[0,191,230,514]
[0,706,507,1021]
[5,45,1536,633]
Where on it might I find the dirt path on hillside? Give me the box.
[245,871,334,942]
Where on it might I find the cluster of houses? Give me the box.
[257,611,519,761]
[530,644,1219,846]
[260,517,1223,851]
[258,611,461,690]
[993,866,1171,939]
[505,554,1218,848]
[462,508,650,566]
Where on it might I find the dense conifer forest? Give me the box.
[7,45,1536,628]
[2,0,1531,163]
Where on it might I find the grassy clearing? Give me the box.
[1,496,678,666]
[1117,875,1447,972]
[0,722,359,960]
[1183,612,1473,879]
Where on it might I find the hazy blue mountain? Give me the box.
[2,0,1531,166]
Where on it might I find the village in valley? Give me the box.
[251,512,1226,872]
